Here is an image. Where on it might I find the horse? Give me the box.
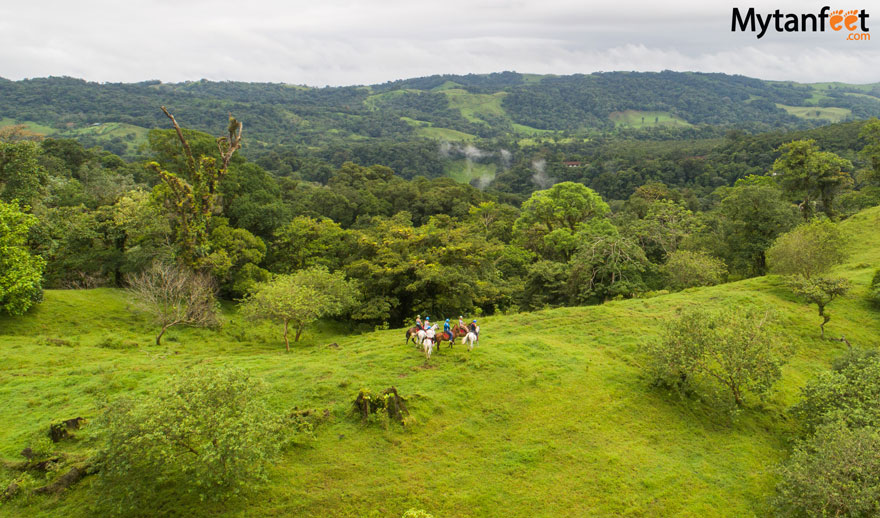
[437,330,454,348]
[462,325,480,351]
[423,328,436,359]
[451,324,469,344]
[414,324,437,348]
[405,326,421,345]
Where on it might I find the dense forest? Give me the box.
[3,111,879,325]
[2,71,879,155]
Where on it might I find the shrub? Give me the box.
[775,422,880,518]
[661,250,727,290]
[95,367,282,514]
[790,350,880,436]
[127,262,219,345]
[644,307,788,407]
[870,268,880,306]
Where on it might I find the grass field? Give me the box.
[444,160,496,185]
[775,104,852,123]
[442,89,508,125]
[1,207,879,517]
[608,110,691,128]
[0,118,57,136]
[0,119,149,156]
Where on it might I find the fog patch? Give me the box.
[531,159,555,189]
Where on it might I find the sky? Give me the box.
[1,0,878,85]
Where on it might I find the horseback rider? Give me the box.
[468,319,479,340]
[415,314,422,330]
[443,318,451,338]
[424,317,431,330]
[458,315,464,328]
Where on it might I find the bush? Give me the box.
[95,367,282,514]
[775,422,880,518]
[790,349,880,436]
[644,307,788,408]
[661,250,727,290]
[870,268,880,307]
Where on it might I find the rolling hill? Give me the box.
[1,206,878,517]
[2,72,880,158]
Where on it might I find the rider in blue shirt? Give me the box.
[443,319,451,335]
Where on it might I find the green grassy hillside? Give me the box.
[2,207,879,517]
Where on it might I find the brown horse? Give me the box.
[405,326,422,345]
[452,324,469,341]
[437,331,454,348]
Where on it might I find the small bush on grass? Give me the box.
[643,307,789,409]
[95,367,283,515]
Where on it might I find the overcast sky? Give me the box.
[1,0,878,85]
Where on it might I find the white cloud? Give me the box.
[0,0,877,84]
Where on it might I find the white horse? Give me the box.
[462,325,480,351]
[416,324,437,346]
[423,327,436,359]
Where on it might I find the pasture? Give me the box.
[1,206,879,517]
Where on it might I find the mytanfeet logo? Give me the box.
[732,6,870,40]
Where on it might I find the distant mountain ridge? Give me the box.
[2,71,879,156]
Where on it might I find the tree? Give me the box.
[241,267,358,351]
[127,262,219,345]
[661,250,727,291]
[95,367,283,514]
[513,182,609,252]
[858,117,880,183]
[569,228,649,303]
[766,220,850,337]
[771,140,852,219]
[0,140,46,204]
[268,216,353,273]
[788,276,851,339]
[199,219,268,298]
[0,200,45,315]
[774,422,880,518]
[644,308,787,407]
[766,220,849,280]
[711,184,799,277]
[148,107,242,267]
[629,199,700,261]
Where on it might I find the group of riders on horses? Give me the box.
[417,314,479,340]
[406,314,480,359]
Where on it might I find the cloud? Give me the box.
[0,0,878,84]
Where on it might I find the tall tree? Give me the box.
[858,118,880,183]
[771,140,852,220]
[148,107,242,267]
[0,140,46,204]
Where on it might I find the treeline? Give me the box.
[3,71,879,153]
[2,117,879,328]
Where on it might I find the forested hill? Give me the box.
[2,71,880,154]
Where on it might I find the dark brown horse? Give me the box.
[405,326,422,345]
